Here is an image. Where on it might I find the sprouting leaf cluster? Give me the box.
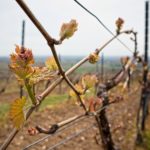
[89,52,99,64]
[59,19,78,41]
[69,74,98,104]
[9,46,58,128]
[9,19,78,129]
[115,18,124,34]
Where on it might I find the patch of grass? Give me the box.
[0,94,68,121]
[39,94,68,110]
[126,130,134,139]
[0,103,10,120]
[143,130,150,150]
[136,131,150,150]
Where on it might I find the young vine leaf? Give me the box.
[130,63,136,72]
[89,53,99,64]
[59,19,78,41]
[115,18,124,34]
[69,83,85,104]
[121,56,130,67]
[82,74,98,89]
[69,83,84,98]
[29,67,56,85]
[9,45,34,80]
[45,57,58,71]
[88,97,102,112]
[9,97,26,129]
[69,75,98,104]
[143,63,148,71]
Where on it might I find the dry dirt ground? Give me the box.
[0,85,150,150]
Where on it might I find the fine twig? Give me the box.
[36,114,87,134]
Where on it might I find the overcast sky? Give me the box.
[0,0,147,57]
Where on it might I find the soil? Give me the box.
[0,84,150,150]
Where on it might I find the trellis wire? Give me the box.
[73,0,134,54]
[47,124,97,150]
